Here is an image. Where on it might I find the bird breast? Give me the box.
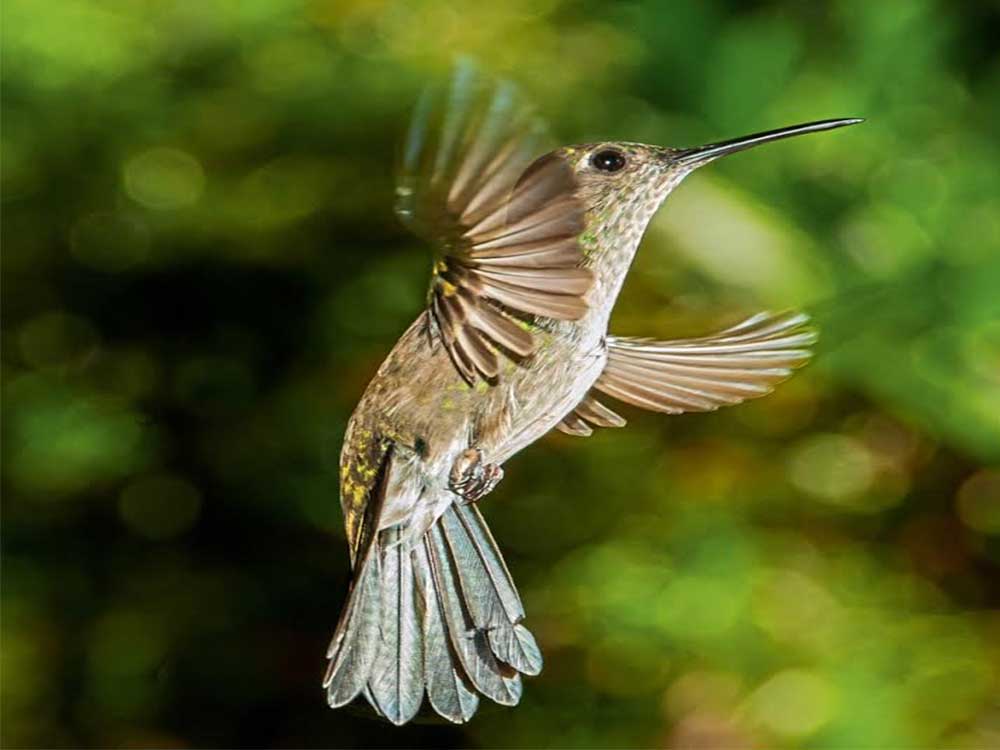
[475,320,609,465]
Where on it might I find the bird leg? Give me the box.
[448,448,504,504]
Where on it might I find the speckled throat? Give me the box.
[542,144,691,347]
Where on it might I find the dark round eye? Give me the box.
[591,148,627,173]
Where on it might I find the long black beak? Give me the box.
[674,118,864,168]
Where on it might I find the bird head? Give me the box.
[558,118,863,244]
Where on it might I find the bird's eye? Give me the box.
[591,148,627,173]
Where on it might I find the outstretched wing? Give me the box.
[397,61,592,384]
[557,311,816,435]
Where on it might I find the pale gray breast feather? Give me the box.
[489,342,608,465]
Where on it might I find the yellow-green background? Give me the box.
[3,1,999,747]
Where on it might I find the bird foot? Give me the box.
[449,448,503,504]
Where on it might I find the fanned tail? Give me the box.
[324,501,542,724]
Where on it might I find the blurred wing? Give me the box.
[558,312,815,435]
[397,61,592,384]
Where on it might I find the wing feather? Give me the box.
[397,60,592,384]
[558,312,815,436]
[593,311,816,415]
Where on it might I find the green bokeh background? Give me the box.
[3,1,1000,748]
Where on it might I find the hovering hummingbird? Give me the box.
[323,63,861,724]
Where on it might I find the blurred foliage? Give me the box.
[3,0,1000,748]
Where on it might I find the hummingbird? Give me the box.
[323,63,862,724]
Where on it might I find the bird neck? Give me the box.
[577,181,677,330]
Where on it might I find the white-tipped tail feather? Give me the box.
[324,502,541,724]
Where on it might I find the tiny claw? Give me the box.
[449,448,504,504]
